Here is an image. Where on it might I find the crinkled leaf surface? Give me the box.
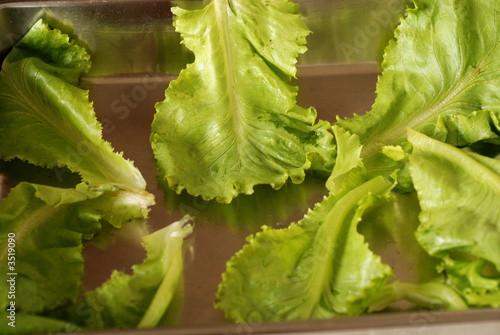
[408,128,500,307]
[151,0,336,203]
[336,0,500,181]
[0,19,147,193]
[215,176,394,322]
[0,182,151,314]
[440,257,500,308]
[65,217,193,330]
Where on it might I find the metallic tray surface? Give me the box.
[1,1,500,334]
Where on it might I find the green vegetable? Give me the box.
[0,18,190,335]
[63,216,193,330]
[216,128,395,321]
[408,128,500,308]
[4,0,500,331]
[368,281,468,313]
[0,19,149,195]
[216,0,500,321]
[216,175,394,322]
[0,193,192,333]
[336,0,500,189]
[0,313,80,335]
[151,0,336,203]
[0,182,151,315]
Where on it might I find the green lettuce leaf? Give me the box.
[408,128,500,307]
[439,257,500,308]
[368,281,468,313]
[151,0,336,203]
[0,182,152,314]
[64,216,193,330]
[0,19,149,194]
[0,313,80,335]
[336,0,500,186]
[326,125,364,194]
[215,0,500,322]
[215,175,394,322]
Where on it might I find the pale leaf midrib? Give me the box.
[214,0,244,155]
[6,61,144,192]
[302,177,390,317]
